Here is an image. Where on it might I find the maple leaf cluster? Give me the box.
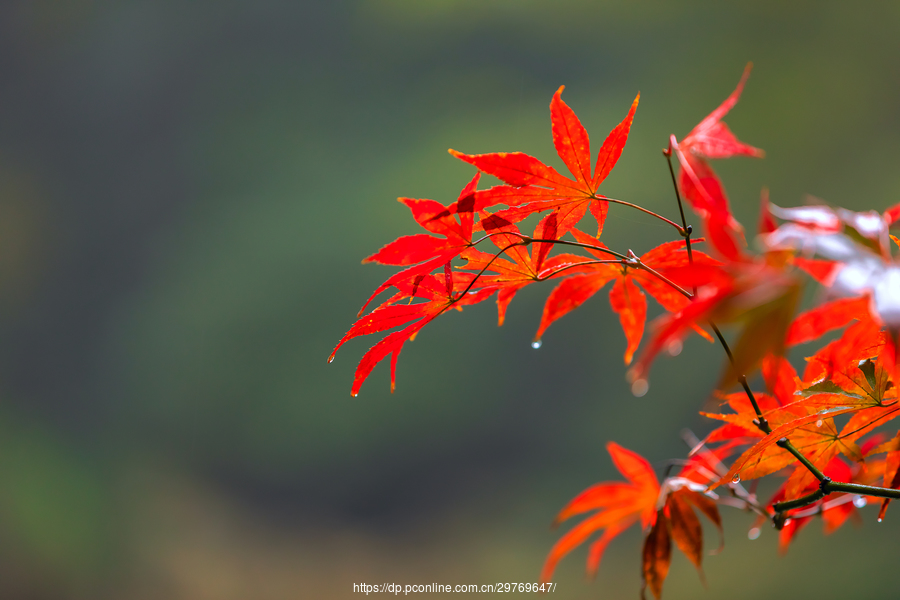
[333,64,900,598]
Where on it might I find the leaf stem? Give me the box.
[528,238,693,299]
[536,259,625,281]
[451,240,528,301]
[709,324,770,433]
[527,237,629,261]
[601,196,685,233]
[470,230,531,247]
[631,258,693,299]
[711,321,829,482]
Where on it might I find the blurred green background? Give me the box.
[2,1,900,598]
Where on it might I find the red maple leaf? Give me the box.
[336,64,900,597]
[331,270,494,396]
[534,230,717,364]
[542,442,659,584]
[669,63,764,260]
[449,87,639,238]
[869,432,900,520]
[627,259,802,395]
[642,485,721,600]
[765,204,900,378]
[357,173,482,315]
[459,213,597,326]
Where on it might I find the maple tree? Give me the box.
[332,64,900,597]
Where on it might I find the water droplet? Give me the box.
[666,339,683,357]
[816,419,823,427]
[853,496,867,508]
[631,379,649,397]
[878,517,884,523]
[747,527,761,540]
[327,355,335,364]
[351,392,358,398]
[531,340,543,349]
[783,518,792,526]
[732,473,741,484]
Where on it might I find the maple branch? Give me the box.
[710,324,770,433]
[704,326,900,524]
[775,437,826,481]
[772,479,900,519]
[527,239,693,299]
[824,481,900,498]
[773,488,826,514]
[712,320,900,521]
[659,152,835,518]
[709,322,834,517]
[457,232,900,518]
[789,493,859,519]
[664,147,697,295]
[657,147,830,520]
[659,150,833,517]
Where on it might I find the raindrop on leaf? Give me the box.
[732,473,741,484]
[531,340,543,349]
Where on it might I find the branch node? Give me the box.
[776,437,789,448]
[773,511,788,530]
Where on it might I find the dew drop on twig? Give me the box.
[631,379,649,397]
[853,496,867,508]
[732,473,741,484]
